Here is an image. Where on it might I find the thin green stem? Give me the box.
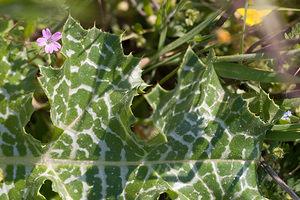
[27,54,40,64]
[122,28,154,41]
[143,48,300,77]
[196,43,219,55]
[159,67,179,85]
[143,37,212,74]
[158,0,170,50]
[122,33,137,41]
[47,54,51,64]
[142,51,184,74]
[134,67,180,110]
[143,3,229,69]
[239,0,248,64]
[214,49,300,63]
[131,95,145,111]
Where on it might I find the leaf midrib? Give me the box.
[0,157,257,166]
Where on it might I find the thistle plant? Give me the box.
[0,1,299,199]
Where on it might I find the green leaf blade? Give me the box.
[0,35,43,199]
[214,62,300,83]
[38,16,147,162]
[1,16,273,199]
[145,48,268,199]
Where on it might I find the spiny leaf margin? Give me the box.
[0,16,272,200]
[144,47,269,199]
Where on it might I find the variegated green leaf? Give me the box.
[144,48,269,199]
[0,16,271,200]
[242,89,284,124]
[0,34,40,199]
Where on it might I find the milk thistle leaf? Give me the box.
[0,16,274,199]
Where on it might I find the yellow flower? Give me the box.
[217,29,232,44]
[236,8,272,26]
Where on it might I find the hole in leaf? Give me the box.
[33,87,50,106]
[0,168,4,183]
[37,70,43,78]
[131,95,153,119]
[25,91,63,143]
[159,192,172,200]
[131,119,166,145]
[131,96,167,145]
[55,52,64,68]
[132,122,157,141]
[122,39,141,56]
[144,65,178,90]
[25,109,55,143]
[39,180,61,200]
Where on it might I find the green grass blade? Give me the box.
[214,62,300,83]
[144,4,229,68]
[158,0,172,50]
[142,51,184,74]
[271,124,300,131]
[158,24,168,50]
[276,7,300,12]
[167,0,188,20]
[143,36,211,74]
[158,0,189,50]
[265,130,300,141]
[215,49,300,62]
[144,0,153,16]
[275,97,300,109]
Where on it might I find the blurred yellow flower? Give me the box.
[236,8,272,26]
[217,29,232,44]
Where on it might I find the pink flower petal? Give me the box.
[51,32,62,42]
[45,28,52,38]
[39,28,62,53]
[37,37,47,46]
[36,37,46,42]
[53,41,61,50]
[49,47,54,53]
[38,42,46,47]
[50,44,58,52]
[45,45,51,53]
[42,28,51,39]
[42,29,46,37]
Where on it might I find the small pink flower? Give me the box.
[37,28,62,53]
